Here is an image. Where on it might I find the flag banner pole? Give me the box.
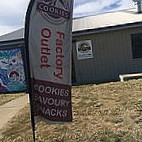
[29,77,36,142]
[25,0,37,141]
[25,0,74,139]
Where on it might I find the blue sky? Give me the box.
[0,0,135,36]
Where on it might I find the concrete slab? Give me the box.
[0,95,29,130]
[119,73,142,82]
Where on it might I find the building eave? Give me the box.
[73,22,142,37]
[0,39,24,48]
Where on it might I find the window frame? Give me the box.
[131,33,142,59]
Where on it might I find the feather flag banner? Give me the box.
[25,0,73,124]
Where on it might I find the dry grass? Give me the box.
[0,79,142,142]
[0,93,25,106]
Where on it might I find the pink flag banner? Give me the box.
[25,0,73,123]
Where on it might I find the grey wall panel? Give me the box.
[73,27,142,84]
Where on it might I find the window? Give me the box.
[131,33,142,59]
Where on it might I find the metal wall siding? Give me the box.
[73,27,142,84]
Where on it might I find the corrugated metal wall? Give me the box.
[72,27,142,84]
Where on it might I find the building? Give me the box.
[0,8,142,85]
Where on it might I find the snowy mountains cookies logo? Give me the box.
[37,0,71,24]
[78,42,91,53]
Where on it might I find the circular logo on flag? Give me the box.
[37,0,71,24]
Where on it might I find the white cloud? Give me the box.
[118,0,135,9]
[0,25,20,36]
[0,0,29,15]
[0,0,30,36]
[0,0,136,36]
[74,2,101,16]
[73,0,135,17]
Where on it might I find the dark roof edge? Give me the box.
[0,38,24,43]
[73,22,142,37]
[0,22,142,43]
[0,39,24,47]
